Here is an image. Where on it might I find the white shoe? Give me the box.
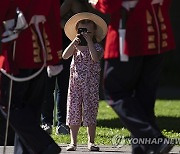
[88,143,100,151]
[66,144,77,151]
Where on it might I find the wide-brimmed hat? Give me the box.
[64,12,108,42]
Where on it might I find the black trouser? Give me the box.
[104,55,165,152]
[41,59,70,126]
[0,69,60,154]
[0,112,15,146]
[56,59,70,126]
[41,72,56,126]
[0,73,15,146]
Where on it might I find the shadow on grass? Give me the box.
[97,116,180,133]
[157,87,180,100]
[156,116,180,132]
[97,118,124,129]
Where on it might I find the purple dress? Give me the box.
[66,43,103,126]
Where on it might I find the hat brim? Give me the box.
[64,12,107,42]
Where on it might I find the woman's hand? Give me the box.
[82,32,93,44]
[73,34,81,47]
[62,34,80,59]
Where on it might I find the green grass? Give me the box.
[51,100,180,145]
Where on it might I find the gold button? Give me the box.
[34,56,42,63]
[148,43,156,49]
[162,33,168,40]
[148,35,155,42]
[162,41,168,47]
[161,24,166,30]
[146,10,152,25]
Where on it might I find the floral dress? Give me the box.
[66,43,103,126]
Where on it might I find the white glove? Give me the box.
[88,0,98,5]
[47,65,63,77]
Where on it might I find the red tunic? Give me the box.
[0,0,11,70]
[94,0,175,59]
[0,0,62,72]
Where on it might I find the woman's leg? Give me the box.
[87,125,96,144]
[66,125,80,151]
[69,125,80,145]
[87,125,99,151]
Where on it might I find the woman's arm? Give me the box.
[62,36,80,59]
[88,41,102,62]
[83,33,102,62]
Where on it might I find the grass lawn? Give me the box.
[51,100,180,145]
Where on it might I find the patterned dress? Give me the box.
[66,43,103,126]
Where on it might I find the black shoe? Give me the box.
[146,141,174,154]
[56,123,70,135]
[42,143,61,154]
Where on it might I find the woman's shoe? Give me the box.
[88,143,100,151]
[66,144,77,151]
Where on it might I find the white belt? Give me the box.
[151,0,164,4]
[122,0,139,10]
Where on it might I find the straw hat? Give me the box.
[64,12,108,42]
